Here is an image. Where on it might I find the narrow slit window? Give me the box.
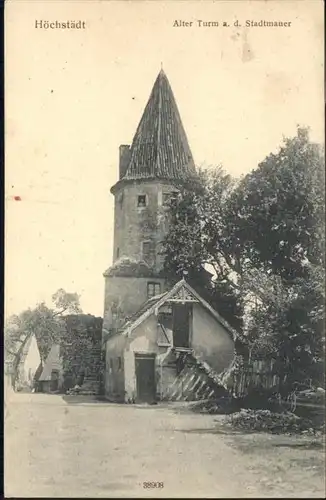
[142,241,153,263]
[137,195,146,207]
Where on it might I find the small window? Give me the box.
[137,195,146,207]
[147,282,161,299]
[116,247,120,258]
[117,357,122,370]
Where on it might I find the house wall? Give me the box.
[38,345,64,392]
[39,376,64,393]
[17,335,41,388]
[103,276,166,337]
[124,315,159,402]
[192,303,235,373]
[39,381,51,393]
[105,333,126,401]
[159,357,177,399]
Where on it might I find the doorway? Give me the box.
[135,354,156,403]
[50,369,59,391]
[172,304,191,348]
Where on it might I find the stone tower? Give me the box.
[102,69,196,341]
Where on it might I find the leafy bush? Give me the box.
[60,314,102,389]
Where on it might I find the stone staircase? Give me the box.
[78,345,102,395]
[165,350,230,401]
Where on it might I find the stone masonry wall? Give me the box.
[112,180,179,272]
[102,276,166,337]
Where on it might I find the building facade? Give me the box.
[38,344,63,393]
[102,70,237,403]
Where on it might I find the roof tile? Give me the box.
[124,70,196,181]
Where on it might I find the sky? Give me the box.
[5,0,324,319]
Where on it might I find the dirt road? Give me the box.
[4,393,325,498]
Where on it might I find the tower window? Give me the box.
[141,241,154,263]
[116,247,120,258]
[147,282,161,299]
[137,195,146,207]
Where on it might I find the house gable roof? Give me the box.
[34,362,44,382]
[39,344,62,381]
[117,279,238,342]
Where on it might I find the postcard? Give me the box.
[4,0,325,498]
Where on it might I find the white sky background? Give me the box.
[5,0,324,318]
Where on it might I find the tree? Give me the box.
[247,266,325,392]
[228,127,325,391]
[228,127,325,281]
[229,128,325,393]
[162,127,325,392]
[4,289,82,388]
[162,167,244,331]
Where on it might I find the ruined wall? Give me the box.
[192,303,235,373]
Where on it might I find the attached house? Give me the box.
[104,279,236,403]
[17,334,42,389]
[38,344,63,393]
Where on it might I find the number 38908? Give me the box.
[143,481,164,488]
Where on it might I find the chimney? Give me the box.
[119,145,131,179]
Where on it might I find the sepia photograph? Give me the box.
[4,0,325,497]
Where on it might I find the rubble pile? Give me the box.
[226,408,324,435]
[65,385,96,396]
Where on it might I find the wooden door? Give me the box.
[135,354,156,403]
[172,304,191,348]
[50,370,59,391]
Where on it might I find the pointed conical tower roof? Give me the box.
[122,69,196,182]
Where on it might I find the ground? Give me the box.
[4,393,325,498]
